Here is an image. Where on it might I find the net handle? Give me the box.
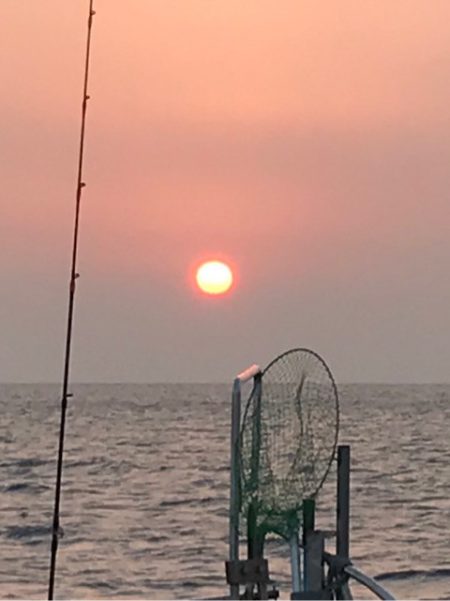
[229,364,261,600]
[237,364,261,383]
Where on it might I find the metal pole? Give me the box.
[247,372,262,558]
[302,498,315,591]
[250,373,262,497]
[336,445,350,559]
[303,531,325,595]
[344,565,395,600]
[228,365,261,600]
[229,378,241,600]
[289,529,302,595]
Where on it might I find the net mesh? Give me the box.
[240,349,339,540]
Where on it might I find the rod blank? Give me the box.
[47,2,95,598]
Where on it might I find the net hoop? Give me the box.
[239,348,339,539]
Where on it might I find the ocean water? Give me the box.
[1,382,450,600]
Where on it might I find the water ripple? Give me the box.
[1,383,450,599]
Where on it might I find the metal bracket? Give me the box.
[226,558,270,586]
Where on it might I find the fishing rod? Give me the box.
[48,1,95,598]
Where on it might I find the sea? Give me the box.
[1,383,450,600]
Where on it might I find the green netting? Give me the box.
[239,349,339,542]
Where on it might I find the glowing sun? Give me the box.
[196,260,233,295]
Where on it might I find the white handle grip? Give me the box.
[236,364,261,383]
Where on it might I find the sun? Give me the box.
[196,260,234,295]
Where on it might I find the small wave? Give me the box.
[4,482,30,492]
[192,478,215,486]
[5,523,51,543]
[181,580,202,588]
[146,534,169,543]
[15,458,49,468]
[4,482,50,493]
[159,496,218,508]
[178,528,197,536]
[0,457,49,470]
[84,580,117,591]
[159,498,186,507]
[198,496,219,505]
[376,568,450,581]
[65,457,106,469]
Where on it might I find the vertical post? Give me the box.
[304,532,325,595]
[289,529,302,596]
[302,499,315,591]
[250,373,262,497]
[229,378,241,600]
[303,499,315,535]
[336,445,350,560]
[247,372,262,559]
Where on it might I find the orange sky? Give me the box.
[1,1,450,382]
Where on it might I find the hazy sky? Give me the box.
[2,1,449,383]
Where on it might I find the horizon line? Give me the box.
[1,380,450,387]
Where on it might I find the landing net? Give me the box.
[240,348,339,541]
